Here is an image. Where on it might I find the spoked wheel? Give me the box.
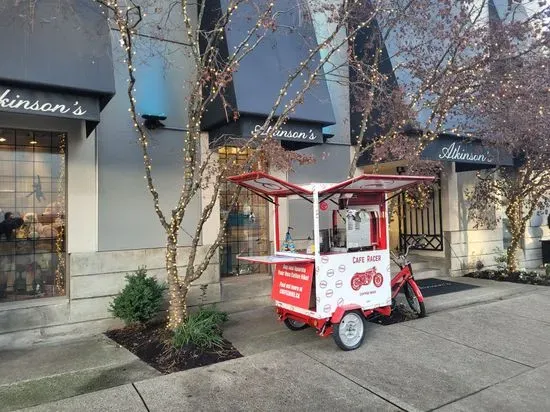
[404,281,426,318]
[333,310,367,351]
[284,317,309,331]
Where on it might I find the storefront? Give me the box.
[359,133,543,276]
[348,6,546,275]
[0,0,355,347]
[200,0,341,278]
[0,1,114,346]
[0,85,112,304]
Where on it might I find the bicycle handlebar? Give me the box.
[391,235,428,266]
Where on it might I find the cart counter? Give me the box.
[236,255,314,264]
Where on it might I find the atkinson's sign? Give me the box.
[251,123,322,142]
[208,116,325,149]
[422,135,513,167]
[438,141,492,162]
[0,85,100,121]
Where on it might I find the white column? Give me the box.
[67,121,97,253]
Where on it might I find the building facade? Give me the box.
[0,0,353,347]
[357,0,548,276]
[0,0,545,348]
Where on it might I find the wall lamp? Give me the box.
[142,114,166,130]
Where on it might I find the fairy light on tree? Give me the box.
[467,50,550,272]
[95,0,384,331]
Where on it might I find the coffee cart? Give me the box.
[228,172,434,350]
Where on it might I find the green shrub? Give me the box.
[109,267,166,325]
[493,247,508,270]
[194,306,228,324]
[172,307,228,349]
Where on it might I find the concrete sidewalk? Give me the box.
[3,277,550,412]
[0,336,160,411]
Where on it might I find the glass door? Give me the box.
[219,147,270,276]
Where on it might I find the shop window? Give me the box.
[0,129,66,302]
[219,147,270,276]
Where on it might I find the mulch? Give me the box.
[105,322,242,374]
[465,269,550,286]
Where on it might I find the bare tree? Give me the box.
[94,0,386,330]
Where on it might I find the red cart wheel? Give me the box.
[333,310,367,351]
[284,318,309,331]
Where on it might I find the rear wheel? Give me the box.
[284,318,308,331]
[333,310,367,351]
[404,280,426,317]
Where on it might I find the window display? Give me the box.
[0,128,66,302]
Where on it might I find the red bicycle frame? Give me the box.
[390,263,424,302]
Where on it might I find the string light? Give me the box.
[55,133,66,296]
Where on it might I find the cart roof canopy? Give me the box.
[227,172,435,198]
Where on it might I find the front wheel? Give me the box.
[284,318,309,331]
[333,310,367,351]
[404,280,426,318]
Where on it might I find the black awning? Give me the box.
[421,134,514,170]
[0,0,115,134]
[200,0,335,150]
[208,116,324,150]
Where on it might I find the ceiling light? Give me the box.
[0,138,6,143]
[30,140,37,145]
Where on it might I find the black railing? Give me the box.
[398,176,443,252]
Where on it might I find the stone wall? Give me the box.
[0,246,220,349]
[517,214,548,270]
[445,229,504,275]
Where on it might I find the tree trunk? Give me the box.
[506,236,520,273]
[505,202,524,273]
[166,233,186,330]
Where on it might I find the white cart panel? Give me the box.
[316,250,392,316]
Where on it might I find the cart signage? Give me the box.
[272,263,314,309]
[316,250,391,315]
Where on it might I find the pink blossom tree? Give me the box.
[466,49,550,271]
[349,0,549,181]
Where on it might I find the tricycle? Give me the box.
[229,172,434,350]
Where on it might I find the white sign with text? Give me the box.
[315,250,392,317]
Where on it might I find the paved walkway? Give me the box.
[2,277,549,411]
